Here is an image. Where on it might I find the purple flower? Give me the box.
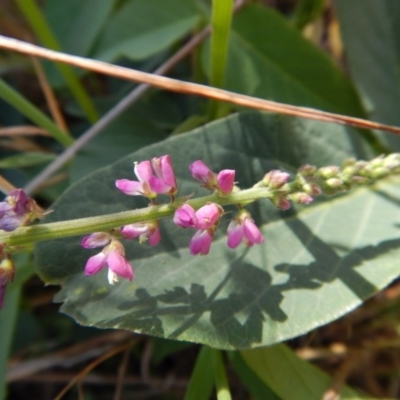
[116,155,177,199]
[0,257,15,309]
[227,211,264,249]
[189,160,235,196]
[83,238,133,284]
[0,189,43,232]
[174,203,223,255]
[121,220,161,246]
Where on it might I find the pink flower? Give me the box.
[227,211,264,249]
[81,232,112,248]
[121,220,161,246]
[189,229,213,255]
[189,160,235,195]
[116,155,177,199]
[0,189,44,232]
[0,257,15,309]
[84,239,133,284]
[173,204,198,228]
[174,203,223,255]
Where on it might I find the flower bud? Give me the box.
[0,257,15,309]
[318,166,340,179]
[262,170,290,189]
[298,164,317,176]
[289,192,313,205]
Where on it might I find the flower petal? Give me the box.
[81,232,111,248]
[121,224,149,239]
[189,160,212,182]
[174,204,198,228]
[148,176,172,194]
[115,179,144,196]
[85,252,108,276]
[243,219,264,245]
[134,160,153,182]
[217,169,235,194]
[108,250,134,281]
[149,226,161,246]
[189,230,213,255]
[195,203,221,230]
[159,155,177,190]
[227,220,244,248]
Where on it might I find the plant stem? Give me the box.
[0,187,271,247]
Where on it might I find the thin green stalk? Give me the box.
[15,0,99,123]
[0,78,73,147]
[209,0,234,118]
[212,349,232,400]
[184,346,214,400]
[0,187,272,247]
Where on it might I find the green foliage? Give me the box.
[94,0,201,61]
[240,344,371,399]
[335,0,400,149]
[35,111,400,350]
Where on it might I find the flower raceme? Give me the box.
[190,160,235,196]
[115,155,177,200]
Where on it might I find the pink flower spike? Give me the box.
[195,203,222,230]
[189,230,213,255]
[174,204,198,228]
[217,169,235,195]
[81,232,111,249]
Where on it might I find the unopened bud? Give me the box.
[302,183,322,196]
[0,257,15,309]
[271,196,291,211]
[298,164,317,177]
[325,178,344,189]
[289,192,313,205]
[318,166,340,179]
[263,170,290,189]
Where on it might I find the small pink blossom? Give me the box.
[0,257,15,309]
[84,239,133,284]
[189,229,214,255]
[174,203,223,255]
[173,204,198,228]
[116,155,177,199]
[227,211,264,249]
[189,160,235,195]
[121,220,161,246]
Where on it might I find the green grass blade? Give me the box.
[0,78,73,147]
[209,0,234,118]
[15,0,99,123]
[212,350,232,400]
[184,346,214,400]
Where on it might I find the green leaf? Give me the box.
[69,114,167,182]
[335,0,400,149]
[221,5,365,116]
[292,0,325,30]
[35,111,400,350]
[95,0,201,62]
[184,346,214,400]
[45,0,115,56]
[229,352,282,400]
[0,152,56,169]
[240,344,371,399]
